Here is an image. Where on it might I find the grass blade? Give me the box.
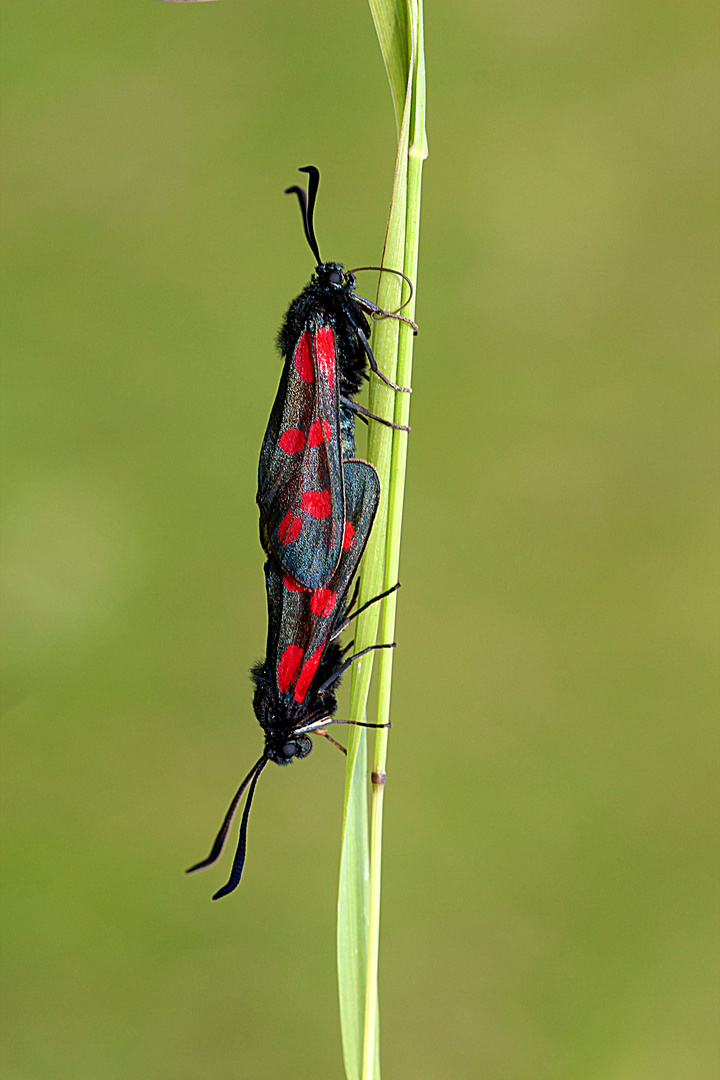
[337,3,426,1079]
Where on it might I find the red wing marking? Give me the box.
[294,639,326,703]
[278,511,303,545]
[278,644,303,694]
[259,323,344,587]
[283,572,308,593]
[279,428,306,454]
[301,490,331,518]
[315,326,336,392]
[342,522,356,550]
[310,588,337,618]
[307,418,332,447]
[293,334,314,382]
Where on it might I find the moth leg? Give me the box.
[351,293,419,335]
[316,729,347,755]
[344,576,362,616]
[314,642,397,696]
[332,582,401,641]
[296,715,392,736]
[355,326,412,393]
[342,395,410,433]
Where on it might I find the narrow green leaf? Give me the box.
[367,0,410,133]
[337,727,370,1080]
[338,2,426,1079]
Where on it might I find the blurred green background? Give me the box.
[2,1,718,1077]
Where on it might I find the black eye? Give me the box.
[328,269,343,285]
[282,742,297,759]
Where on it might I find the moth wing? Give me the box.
[278,459,381,707]
[322,459,381,621]
[263,459,379,709]
[258,326,345,589]
[263,558,314,704]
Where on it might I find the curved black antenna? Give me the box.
[346,266,415,314]
[185,754,266,876]
[212,757,269,900]
[285,165,322,266]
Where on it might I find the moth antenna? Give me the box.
[212,758,269,900]
[285,165,322,266]
[186,755,266,876]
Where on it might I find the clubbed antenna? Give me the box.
[185,755,266,879]
[285,165,322,266]
[211,758,268,900]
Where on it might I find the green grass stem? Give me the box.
[337,3,427,1079]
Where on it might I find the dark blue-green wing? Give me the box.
[258,325,345,590]
[263,459,380,707]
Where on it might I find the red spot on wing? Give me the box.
[278,645,303,693]
[278,511,302,545]
[302,490,331,518]
[294,639,326,703]
[307,418,332,448]
[279,428,306,454]
[342,522,356,550]
[283,573,307,592]
[315,326,336,392]
[294,334,314,382]
[310,588,337,617]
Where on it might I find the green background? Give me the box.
[2,1,717,1077]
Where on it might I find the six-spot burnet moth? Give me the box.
[187,167,414,899]
[257,165,416,591]
[187,459,398,899]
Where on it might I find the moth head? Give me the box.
[267,733,313,766]
[318,261,345,288]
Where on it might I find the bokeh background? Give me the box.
[2,1,718,1077]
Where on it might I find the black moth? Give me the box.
[187,459,397,899]
[187,167,411,899]
[257,165,416,592]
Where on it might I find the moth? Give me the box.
[257,165,415,591]
[188,459,396,898]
